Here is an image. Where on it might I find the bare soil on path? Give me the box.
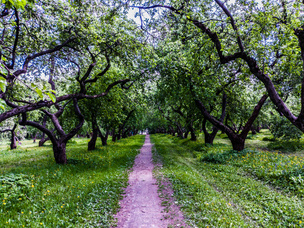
[114,135,187,228]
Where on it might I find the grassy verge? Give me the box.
[0,135,145,227]
[151,134,304,227]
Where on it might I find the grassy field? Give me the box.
[0,135,145,227]
[151,133,304,227]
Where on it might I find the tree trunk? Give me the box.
[10,131,17,149]
[229,136,245,151]
[112,128,116,142]
[53,142,67,164]
[256,126,261,133]
[184,130,189,139]
[39,132,45,145]
[195,94,266,151]
[202,119,218,145]
[122,127,130,138]
[102,136,108,146]
[204,132,216,144]
[102,132,108,146]
[88,128,98,151]
[190,130,197,141]
[188,124,197,141]
[39,137,49,147]
[88,116,98,151]
[99,128,109,146]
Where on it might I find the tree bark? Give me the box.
[112,128,116,142]
[190,129,197,141]
[88,115,98,151]
[99,128,109,146]
[229,135,245,151]
[10,131,17,150]
[39,137,49,147]
[53,142,67,164]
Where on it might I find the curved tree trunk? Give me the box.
[204,132,216,144]
[195,94,267,151]
[202,94,227,144]
[39,137,49,147]
[19,98,85,164]
[202,119,218,144]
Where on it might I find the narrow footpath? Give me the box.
[114,134,180,228]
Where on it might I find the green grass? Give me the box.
[151,134,304,227]
[0,135,145,227]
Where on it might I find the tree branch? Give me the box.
[19,113,56,143]
[0,8,9,18]
[214,0,244,52]
[240,95,268,138]
[63,98,84,143]
[13,38,75,77]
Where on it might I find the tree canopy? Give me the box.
[1,0,304,163]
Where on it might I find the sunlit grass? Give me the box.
[152,134,304,227]
[0,135,145,227]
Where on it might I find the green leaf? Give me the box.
[35,88,43,99]
[0,76,6,82]
[0,77,6,92]
[47,92,56,103]
[0,99,6,110]
[0,82,6,92]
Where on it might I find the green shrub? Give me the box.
[201,149,256,164]
[267,140,304,152]
[0,174,30,203]
[262,136,275,141]
[270,116,303,140]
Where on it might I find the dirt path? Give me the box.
[114,135,186,228]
